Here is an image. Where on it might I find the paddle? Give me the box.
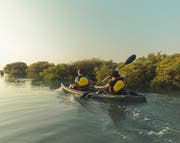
[97,54,136,86]
[80,92,90,99]
[80,54,136,99]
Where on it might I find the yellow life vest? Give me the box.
[78,77,89,87]
[113,80,125,93]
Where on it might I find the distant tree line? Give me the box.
[0,70,4,76]
[3,53,180,91]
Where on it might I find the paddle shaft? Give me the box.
[98,63,126,85]
[80,54,136,99]
[97,54,136,85]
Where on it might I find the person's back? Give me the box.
[108,70,126,94]
[94,70,126,95]
[70,69,92,91]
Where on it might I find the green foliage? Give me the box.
[94,64,113,83]
[26,61,53,79]
[71,58,104,81]
[121,53,166,89]
[0,70,4,76]
[4,62,27,77]
[3,53,180,91]
[151,54,180,90]
[40,64,73,81]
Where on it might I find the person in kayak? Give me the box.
[94,70,126,95]
[69,68,92,91]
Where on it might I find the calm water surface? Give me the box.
[0,77,179,143]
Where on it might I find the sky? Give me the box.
[0,0,180,69]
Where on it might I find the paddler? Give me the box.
[69,68,92,91]
[94,70,126,95]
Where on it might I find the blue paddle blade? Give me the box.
[124,54,136,65]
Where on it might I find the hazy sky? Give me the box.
[0,0,180,69]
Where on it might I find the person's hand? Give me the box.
[94,85,99,88]
[120,72,126,78]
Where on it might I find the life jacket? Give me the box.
[77,76,89,87]
[111,78,125,93]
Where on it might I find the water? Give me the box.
[0,77,180,143]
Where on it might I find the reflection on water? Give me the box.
[77,98,127,123]
[107,104,127,123]
[3,77,61,89]
[4,78,28,87]
[0,77,180,143]
[31,80,61,89]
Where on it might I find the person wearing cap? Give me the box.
[94,70,126,95]
[69,68,92,91]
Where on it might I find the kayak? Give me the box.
[61,83,147,103]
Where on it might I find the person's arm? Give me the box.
[74,76,79,83]
[119,72,126,79]
[86,75,92,82]
[94,83,109,90]
[85,75,93,86]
